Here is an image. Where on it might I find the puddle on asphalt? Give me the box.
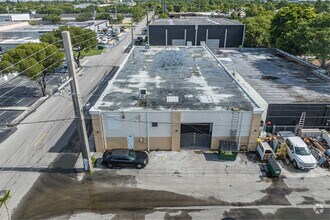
[12,171,302,219]
[11,171,217,219]
[10,153,315,219]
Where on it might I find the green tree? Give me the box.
[40,26,97,68]
[167,4,174,12]
[117,14,124,23]
[194,0,209,11]
[270,4,316,54]
[44,6,63,16]
[0,190,11,220]
[0,43,63,96]
[305,13,330,68]
[159,13,169,18]
[42,14,61,24]
[76,13,93,22]
[243,14,273,47]
[314,0,330,13]
[131,5,145,22]
[96,12,112,21]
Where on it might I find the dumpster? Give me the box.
[218,150,238,161]
[98,45,105,50]
[218,141,238,161]
[266,158,281,177]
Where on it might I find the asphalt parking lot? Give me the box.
[11,150,330,219]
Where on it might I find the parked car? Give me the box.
[286,137,317,169]
[100,37,108,45]
[55,62,68,74]
[256,141,275,161]
[101,149,149,169]
[134,37,144,46]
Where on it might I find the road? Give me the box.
[0,16,149,218]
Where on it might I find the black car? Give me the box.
[134,37,144,46]
[101,149,149,169]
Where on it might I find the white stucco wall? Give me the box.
[102,111,172,138]
[181,110,253,137]
[101,109,254,139]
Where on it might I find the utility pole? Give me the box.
[146,6,148,25]
[115,2,118,24]
[62,31,93,173]
[131,16,134,45]
[162,0,166,14]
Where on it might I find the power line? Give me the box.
[13,111,329,127]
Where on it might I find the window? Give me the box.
[112,156,120,160]
[121,157,130,161]
[152,122,158,127]
[286,140,293,150]
[295,147,311,155]
[128,150,137,160]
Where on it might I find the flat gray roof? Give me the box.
[66,20,108,27]
[151,17,242,26]
[0,37,39,44]
[11,25,59,32]
[211,48,330,104]
[93,46,255,112]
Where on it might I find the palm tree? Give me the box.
[0,190,11,220]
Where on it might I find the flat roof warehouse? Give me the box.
[93,46,256,112]
[212,48,330,104]
[150,17,242,26]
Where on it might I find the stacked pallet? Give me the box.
[306,137,330,169]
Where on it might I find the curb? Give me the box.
[8,95,49,127]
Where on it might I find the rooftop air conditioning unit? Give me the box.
[139,88,147,99]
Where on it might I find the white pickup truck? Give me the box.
[278,131,317,169]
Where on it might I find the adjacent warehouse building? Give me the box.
[90,46,262,152]
[0,14,30,22]
[148,17,244,48]
[212,48,330,131]
[0,20,108,52]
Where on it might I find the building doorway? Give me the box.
[180,123,212,149]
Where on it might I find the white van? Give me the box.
[286,137,317,169]
[257,141,275,161]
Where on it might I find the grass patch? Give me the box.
[81,48,105,56]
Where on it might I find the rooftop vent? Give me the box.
[199,95,213,103]
[139,88,147,99]
[166,96,179,103]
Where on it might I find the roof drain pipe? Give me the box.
[146,112,150,152]
[139,114,143,143]
[238,111,243,150]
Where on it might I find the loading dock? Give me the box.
[180,123,212,149]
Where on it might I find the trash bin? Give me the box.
[218,141,239,161]
[98,45,105,50]
[266,158,281,177]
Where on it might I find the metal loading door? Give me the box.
[180,123,212,148]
